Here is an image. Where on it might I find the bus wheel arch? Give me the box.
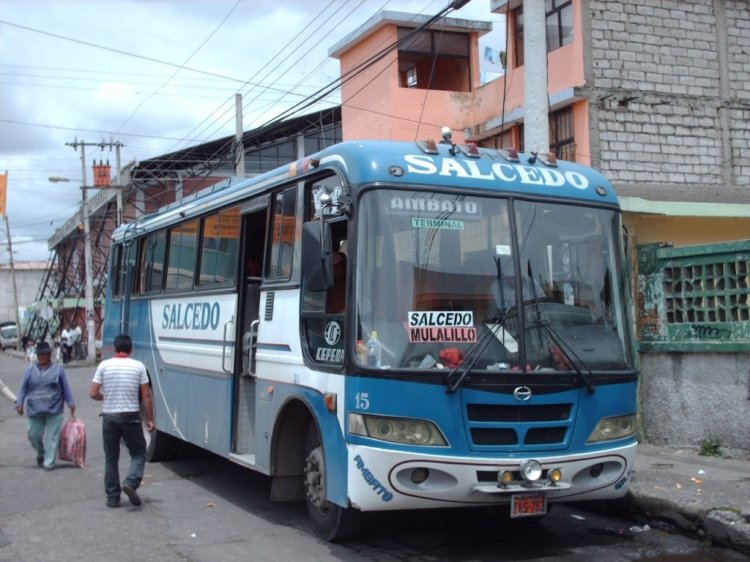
[269,398,312,502]
[269,396,363,541]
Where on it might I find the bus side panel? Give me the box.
[129,294,238,456]
[163,368,232,456]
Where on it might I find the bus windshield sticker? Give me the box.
[411,217,464,230]
[389,195,479,218]
[408,311,477,343]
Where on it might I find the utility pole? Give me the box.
[523,0,550,154]
[235,93,245,178]
[114,141,123,226]
[65,139,123,362]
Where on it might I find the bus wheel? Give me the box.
[142,405,176,462]
[303,424,363,542]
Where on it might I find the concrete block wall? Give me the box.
[640,353,750,451]
[587,0,750,192]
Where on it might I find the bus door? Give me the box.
[231,200,268,459]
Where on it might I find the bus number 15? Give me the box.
[355,392,370,410]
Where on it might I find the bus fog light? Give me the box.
[520,459,542,482]
[549,468,562,483]
[411,467,429,484]
[590,463,604,478]
[498,470,514,486]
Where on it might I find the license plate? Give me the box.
[511,493,547,518]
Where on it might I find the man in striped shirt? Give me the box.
[90,334,154,508]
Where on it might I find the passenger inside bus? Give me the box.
[326,250,347,314]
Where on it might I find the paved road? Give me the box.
[0,353,744,561]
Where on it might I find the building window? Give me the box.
[546,0,573,49]
[478,128,516,150]
[513,0,573,68]
[397,28,471,92]
[303,123,342,155]
[549,106,575,160]
[245,139,296,175]
[405,66,418,88]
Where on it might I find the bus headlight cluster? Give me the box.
[348,413,447,446]
[587,414,637,443]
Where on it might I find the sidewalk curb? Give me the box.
[613,488,750,556]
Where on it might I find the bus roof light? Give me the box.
[539,151,558,167]
[497,148,519,162]
[416,140,439,154]
[458,143,480,158]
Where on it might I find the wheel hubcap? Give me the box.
[304,446,326,509]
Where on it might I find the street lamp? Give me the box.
[49,174,96,362]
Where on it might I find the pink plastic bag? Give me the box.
[59,416,86,468]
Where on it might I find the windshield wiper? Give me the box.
[444,316,508,393]
[526,262,596,395]
[445,256,511,393]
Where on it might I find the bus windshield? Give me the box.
[355,189,636,373]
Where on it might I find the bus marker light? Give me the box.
[267,385,274,395]
[324,392,337,413]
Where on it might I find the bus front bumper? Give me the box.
[346,442,636,512]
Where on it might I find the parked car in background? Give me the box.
[0,322,18,351]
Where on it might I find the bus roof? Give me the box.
[113,140,619,242]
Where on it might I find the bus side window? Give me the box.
[267,187,296,281]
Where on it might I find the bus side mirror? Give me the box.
[302,221,333,291]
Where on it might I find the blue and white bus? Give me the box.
[104,136,638,540]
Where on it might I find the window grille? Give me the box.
[637,240,750,352]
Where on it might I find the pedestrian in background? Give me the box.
[72,323,83,360]
[89,334,154,508]
[15,341,76,470]
[0,376,16,403]
[60,326,72,364]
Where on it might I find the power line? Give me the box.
[114,0,243,135]
[0,18,254,85]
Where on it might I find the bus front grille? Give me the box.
[467,404,572,448]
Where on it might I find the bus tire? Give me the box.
[142,400,177,462]
[145,425,181,462]
[303,424,363,542]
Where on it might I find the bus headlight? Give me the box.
[520,459,543,482]
[348,413,447,446]
[587,414,637,443]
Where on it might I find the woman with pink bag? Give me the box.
[15,341,76,470]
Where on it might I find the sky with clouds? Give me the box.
[0,0,504,264]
